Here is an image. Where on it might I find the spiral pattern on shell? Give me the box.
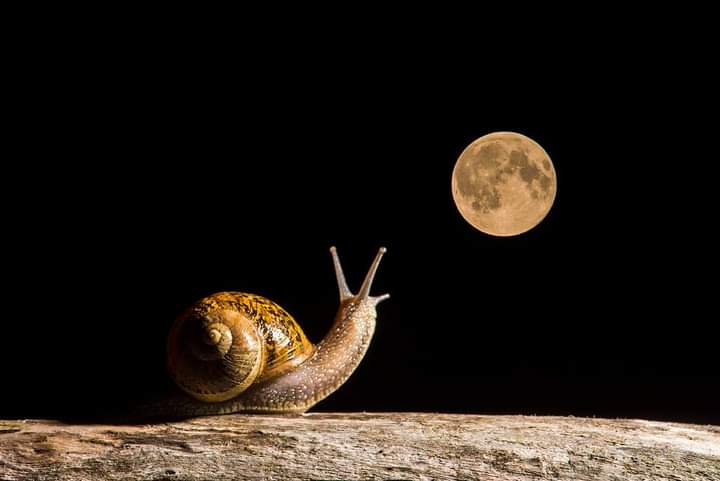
[167,303,265,402]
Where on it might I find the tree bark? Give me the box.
[0,413,718,481]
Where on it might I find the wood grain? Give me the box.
[1,413,718,480]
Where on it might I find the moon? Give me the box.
[451,132,557,236]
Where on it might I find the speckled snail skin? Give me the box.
[148,247,388,417]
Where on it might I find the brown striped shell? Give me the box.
[167,292,315,402]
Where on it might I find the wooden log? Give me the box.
[0,413,718,480]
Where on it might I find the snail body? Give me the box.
[156,247,388,416]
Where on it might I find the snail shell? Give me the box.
[167,292,315,402]
[158,246,389,416]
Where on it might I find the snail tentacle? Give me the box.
[330,246,353,301]
[356,247,389,303]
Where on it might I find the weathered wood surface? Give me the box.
[0,413,718,480]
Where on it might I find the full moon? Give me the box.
[451,131,557,236]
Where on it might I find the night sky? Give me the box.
[3,22,717,425]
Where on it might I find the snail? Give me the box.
[149,246,388,417]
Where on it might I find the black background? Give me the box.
[3,13,718,424]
